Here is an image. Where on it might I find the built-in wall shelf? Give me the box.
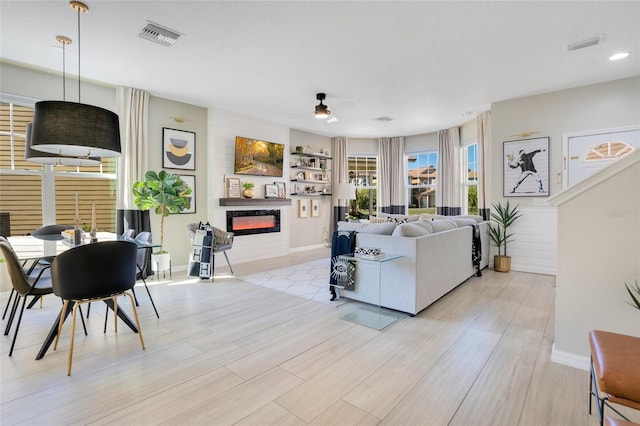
[291,152,332,159]
[219,198,292,206]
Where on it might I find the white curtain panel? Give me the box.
[436,127,462,216]
[378,136,406,214]
[476,111,492,220]
[115,87,149,209]
[331,137,349,229]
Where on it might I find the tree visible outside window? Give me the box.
[407,151,437,214]
[0,100,117,236]
[464,143,478,215]
[347,155,377,218]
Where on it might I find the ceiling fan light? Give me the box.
[315,104,330,119]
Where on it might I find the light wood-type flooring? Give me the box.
[1,248,638,425]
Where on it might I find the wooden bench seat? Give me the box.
[589,330,640,426]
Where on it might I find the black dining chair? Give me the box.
[51,240,145,376]
[0,241,53,356]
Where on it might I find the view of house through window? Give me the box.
[347,155,377,219]
[407,151,437,214]
[0,99,117,236]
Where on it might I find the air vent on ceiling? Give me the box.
[567,35,604,52]
[138,21,182,47]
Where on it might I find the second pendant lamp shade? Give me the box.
[30,100,121,158]
[25,122,101,166]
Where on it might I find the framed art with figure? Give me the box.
[503,137,549,197]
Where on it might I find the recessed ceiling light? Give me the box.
[609,52,630,61]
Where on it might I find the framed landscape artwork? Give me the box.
[163,128,195,170]
[503,137,549,197]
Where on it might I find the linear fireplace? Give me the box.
[226,209,281,236]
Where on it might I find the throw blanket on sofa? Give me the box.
[329,230,357,300]
[469,224,482,277]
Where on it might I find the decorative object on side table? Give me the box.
[132,170,192,272]
[487,201,522,272]
[242,182,254,198]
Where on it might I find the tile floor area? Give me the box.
[238,258,334,305]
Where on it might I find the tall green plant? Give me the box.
[132,170,192,252]
[625,280,640,311]
[487,201,522,256]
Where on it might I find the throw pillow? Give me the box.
[429,219,458,233]
[392,222,430,237]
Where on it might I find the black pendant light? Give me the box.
[30,1,121,159]
[314,93,331,119]
[25,35,100,166]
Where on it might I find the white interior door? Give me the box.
[562,125,639,189]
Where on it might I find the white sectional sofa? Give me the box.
[335,215,489,316]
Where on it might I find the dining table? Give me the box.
[7,232,154,360]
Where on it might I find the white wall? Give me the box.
[491,76,640,275]
[146,97,208,269]
[551,152,640,366]
[209,109,290,263]
[289,129,331,250]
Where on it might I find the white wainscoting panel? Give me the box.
[505,206,557,275]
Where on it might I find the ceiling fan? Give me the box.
[313,92,354,124]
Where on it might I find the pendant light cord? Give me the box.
[77,5,81,103]
[62,42,66,101]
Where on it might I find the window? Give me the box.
[0,98,117,236]
[463,143,478,215]
[407,151,437,214]
[347,155,377,218]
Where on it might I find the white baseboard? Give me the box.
[551,343,590,371]
[511,263,556,276]
[289,244,329,253]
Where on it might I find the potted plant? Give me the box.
[132,170,192,272]
[626,280,640,311]
[242,182,254,198]
[487,201,522,272]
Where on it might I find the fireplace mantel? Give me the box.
[219,198,292,207]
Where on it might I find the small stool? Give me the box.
[589,330,640,426]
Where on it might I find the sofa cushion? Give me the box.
[454,214,484,223]
[337,221,396,235]
[429,219,458,233]
[412,220,434,233]
[392,222,431,237]
[452,217,478,228]
[419,213,447,221]
[377,213,420,223]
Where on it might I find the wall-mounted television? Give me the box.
[234,136,284,177]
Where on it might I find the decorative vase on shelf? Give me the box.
[243,188,254,198]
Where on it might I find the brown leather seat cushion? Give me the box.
[604,417,640,426]
[590,330,640,408]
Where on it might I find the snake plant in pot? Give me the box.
[487,201,522,272]
[132,171,192,272]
